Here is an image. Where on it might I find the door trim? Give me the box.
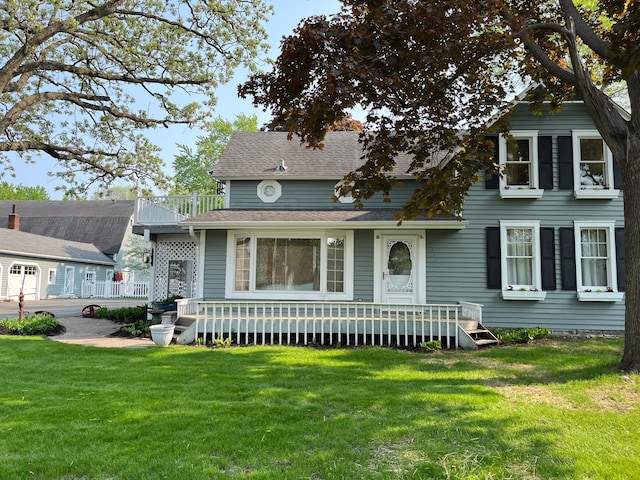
[373,230,426,304]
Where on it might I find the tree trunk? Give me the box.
[619,135,640,372]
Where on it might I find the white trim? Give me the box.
[225,229,354,301]
[182,219,468,230]
[373,230,426,304]
[498,130,543,198]
[572,130,620,199]
[257,179,281,203]
[499,221,545,300]
[573,221,621,301]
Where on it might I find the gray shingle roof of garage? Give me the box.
[0,229,115,264]
[210,131,437,179]
[0,200,133,256]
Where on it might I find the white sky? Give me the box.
[8,0,345,198]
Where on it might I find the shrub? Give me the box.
[494,327,551,344]
[420,340,442,352]
[94,305,147,323]
[0,315,62,336]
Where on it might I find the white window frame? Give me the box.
[257,179,281,203]
[572,130,619,199]
[574,221,624,301]
[48,268,57,285]
[500,221,546,300]
[499,131,544,199]
[225,230,354,301]
[334,180,355,204]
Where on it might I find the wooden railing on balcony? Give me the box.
[134,193,224,225]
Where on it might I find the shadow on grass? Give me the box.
[0,336,629,479]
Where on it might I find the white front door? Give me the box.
[376,233,424,305]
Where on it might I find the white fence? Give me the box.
[81,280,149,299]
[184,301,481,349]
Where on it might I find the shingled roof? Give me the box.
[0,200,133,257]
[0,229,115,265]
[210,131,442,180]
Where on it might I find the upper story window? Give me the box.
[498,131,544,199]
[574,221,624,301]
[500,221,546,300]
[334,180,355,204]
[572,130,619,199]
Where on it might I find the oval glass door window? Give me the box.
[387,241,412,288]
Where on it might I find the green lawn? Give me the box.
[0,337,638,479]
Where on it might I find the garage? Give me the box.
[7,264,39,301]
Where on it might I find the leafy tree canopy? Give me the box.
[0,0,271,197]
[240,0,640,371]
[0,181,50,200]
[171,113,258,194]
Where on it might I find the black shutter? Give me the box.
[541,227,556,290]
[538,136,553,190]
[486,226,501,289]
[485,136,499,190]
[613,157,624,190]
[559,227,576,290]
[616,227,626,291]
[558,136,574,190]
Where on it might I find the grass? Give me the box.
[0,337,638,479]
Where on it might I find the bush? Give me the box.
[494,327,551,344]
[0,315,62,336]
[420,340,442,352]
[94,305,147,323]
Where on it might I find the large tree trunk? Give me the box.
[619,134,640,372]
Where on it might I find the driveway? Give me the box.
[0,297,154,348]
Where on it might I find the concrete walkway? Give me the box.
[51,316,154,348]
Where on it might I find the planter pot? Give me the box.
[150,324,175,346]
[154,302,176,311]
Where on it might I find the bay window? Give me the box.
[227,231,353,300]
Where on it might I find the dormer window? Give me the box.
[257,180,281,203]
[498,131,544,199]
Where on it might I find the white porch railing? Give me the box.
[81,280,149,299]
[183,301,480,349]
[134,193,224,225]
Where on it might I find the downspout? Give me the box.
[189,225,205,299]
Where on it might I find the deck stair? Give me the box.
[172,315,196,344]
[457,319,499,349]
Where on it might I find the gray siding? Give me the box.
[202,230,227,300]
[353,230,374,301]
[424,101,625,331]
[228,179,417,209]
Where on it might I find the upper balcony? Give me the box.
[133,194,225,226]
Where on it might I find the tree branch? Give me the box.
[558,0,612,60]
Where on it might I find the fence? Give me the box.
[81,280,149,299]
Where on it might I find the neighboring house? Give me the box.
[133,97,625,346]
[0,200,139,300]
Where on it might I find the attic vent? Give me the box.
[276,159,287,171]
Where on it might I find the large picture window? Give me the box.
[227,231,353,300]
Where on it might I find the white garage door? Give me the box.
[7,264,39,301]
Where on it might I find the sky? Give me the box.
[8,0,345,199]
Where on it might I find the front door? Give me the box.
[63,266,75,297]
[379,235,421,304]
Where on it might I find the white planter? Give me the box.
[150,324,175,346]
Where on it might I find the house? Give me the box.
[0,200,141,300]
[133,97,625,347]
